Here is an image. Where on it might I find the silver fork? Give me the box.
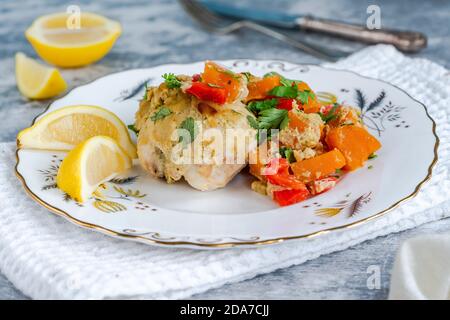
[179,0,349,62]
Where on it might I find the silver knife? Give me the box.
[200,1,427,53]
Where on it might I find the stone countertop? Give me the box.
[0,0,449,299]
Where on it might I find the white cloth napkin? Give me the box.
[389,233,450,299]
[0,45,449,300]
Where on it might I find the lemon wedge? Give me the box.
[17,105,137,158]
[56,136,132,202]
[25,12,121,67]
[15,52,67,99]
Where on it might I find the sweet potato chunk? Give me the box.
[202,61,241,103]
[288,109,308,131]
[302,99,321,114]
[246,75,281,101]
[291,148,346,182]
[296,82,320,113]
[325,126,381,170]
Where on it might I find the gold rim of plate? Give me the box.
[14,61,440,248]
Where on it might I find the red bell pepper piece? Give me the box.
[262,158,309,191]
[267,173,307,190]
[185,82,227,104]
[262,158,310,206]
[273,188,310,206]
[276,98,295,110]
[262,158,289,176]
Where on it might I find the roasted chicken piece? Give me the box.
[134,73,256,191]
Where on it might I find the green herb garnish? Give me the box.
[247,115,259,129]
[162,73,181,88]
[280,77,303,87]
[264,72,302,87]
[263,71,281,78]
[269,86,298,99]
[368,165,374,170]
[319,104,339,123]
[280,147,296,163]
[178,117,198,145]
[280,114,290,129]
[247,98,278,113]
[127,124,139,136]
[150,106,172,122]
[247,108,289,143]
[258,108,289,130]
[297,90,315,105]
[335,168,343,174]
[269,83,313,104]
[368,153,378,160]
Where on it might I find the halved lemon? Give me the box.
[57,136,132,202]
[17,105,137,158]
[15,52,67,99]
[25,12,121,67]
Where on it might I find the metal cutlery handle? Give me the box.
[297,16,427,53]
[240,21,349,62]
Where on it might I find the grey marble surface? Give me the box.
[0,0,449,299]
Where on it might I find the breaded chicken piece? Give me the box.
[135,79,256,191]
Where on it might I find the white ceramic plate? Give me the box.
[15,60,438,249]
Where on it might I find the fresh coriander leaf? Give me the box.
[247,98,278,113]
[280,114,289,129]
[247,115,259,129]
[368,165,374,170]
[127,124,139,136]
[264,72,302,87]
[258,108,288,130]
[162,73,181,88]
[280,77,292,87]
[335,168,343,174]
[368,153,378,160]
[178,117,198,145]
[150,106,172,122]
[247,100,289,143]
[280,77,303,87]
[297,90,315,105]
[269,86,298,98]
[280,147,296,163]
[263,71,281,78]
[319,104,339,123]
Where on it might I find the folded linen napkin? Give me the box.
[389,233,450,299]
[0,45,449,299]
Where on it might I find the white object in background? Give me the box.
[389,234,450,300]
